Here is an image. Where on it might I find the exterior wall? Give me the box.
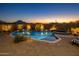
[35,24,44,31]
[71,28,79,35]
[1,24,12,31]
[0,23,56,32]
[17,24,23,30]
[0,25,2,31]
[50,25,57,31]
[26,24,31,31]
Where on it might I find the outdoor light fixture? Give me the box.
[41,32,44,35]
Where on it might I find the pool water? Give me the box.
[11,31,58,41]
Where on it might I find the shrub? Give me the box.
[14,35,26,43]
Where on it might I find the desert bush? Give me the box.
[14,35,26,43]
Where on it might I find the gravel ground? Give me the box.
[0,33,79,56]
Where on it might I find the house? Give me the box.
[71,27,79,35]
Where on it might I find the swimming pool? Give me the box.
[11,31,61,43]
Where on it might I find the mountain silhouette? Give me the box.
[13,20,26,24]
[0,20,7,24]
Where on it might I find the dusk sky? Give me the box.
[0,3,79,23]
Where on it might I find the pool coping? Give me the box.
[30,35,62,43]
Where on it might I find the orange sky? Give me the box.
[5,16,79,23]
[22,16,79,23]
